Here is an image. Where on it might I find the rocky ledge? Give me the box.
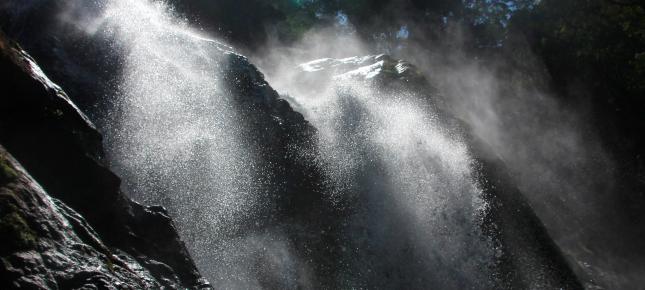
[0,33,209,289]
[291,55,584,289]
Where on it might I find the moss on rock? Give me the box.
[0,154,17,184]
[0,202,37,254]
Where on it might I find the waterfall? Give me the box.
[2,0,628,287]
[53,0,498,288]
[100,1,258,222]
[89,0,299,287]
[274,57,496,288]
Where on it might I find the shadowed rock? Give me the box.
[0,1,583,288]
[0,33,209,289]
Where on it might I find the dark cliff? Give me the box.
[287,55,582,289]
[0,34,208,289]
[0,1,583,289]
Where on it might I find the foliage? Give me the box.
[513,0,645,98]
[168,0,645,116]
[248,0,540,46]
[511,0,645,213]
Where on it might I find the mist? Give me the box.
[2,0,641,288]
[252,10,633,288]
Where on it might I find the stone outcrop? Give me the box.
[0,1,583,288]
[0,145,161,289]
[0,33,208,289]
[291,55,583,289]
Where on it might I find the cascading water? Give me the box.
[273,56,496,288]
[101,1,258,219]
[0,0,619,287]
[45,0,546,288]
[90,0,297,287]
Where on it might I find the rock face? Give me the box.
[0,146,161,289]
[0,34,208,289]
[1,1,583,289]
[222,52,346,288]
[288,55,584,289]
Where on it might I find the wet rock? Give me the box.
[0,1,583,288]
[296,55,583,289]
[0,147,162,289]
[0,33,208,288]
